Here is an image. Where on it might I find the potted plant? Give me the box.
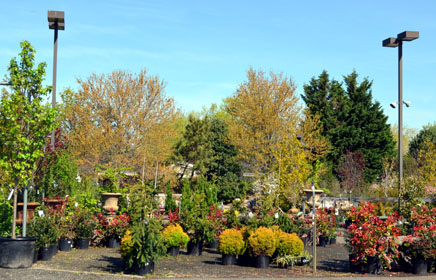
[94,212,130,248]
[185,216,215,256]
[403,206,436,274]
[345,202,400,274]
[28,214,58,261]
[58,217,75,251]
[316,208,336,247]
[97,166,129,214]
[73,208,95,249]
[123,217,165,275]
[0,41,57,269]
[276,231,304,257]
[207,204,224,249]
[162,224,189,256]
[248,226,277,268]
[217,229,245,265]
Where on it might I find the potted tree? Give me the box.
[217,228,245,265]
[124,217,165,275]
[0,41,57,268]
[162,224,189,256]
[248,226,277,268]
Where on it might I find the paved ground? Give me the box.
[0,244,433,279]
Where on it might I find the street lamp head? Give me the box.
[390,101,397,108]
[403,100,411,107]
[48,10,65,30]
[383,37,399,48]
[397,31,419,42]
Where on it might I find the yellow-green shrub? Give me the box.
[162,224,189,248]
[120,230,133,262]
[248,226,276,257]
[276,232,304,256]
[218,229,245,255]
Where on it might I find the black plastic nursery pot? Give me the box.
[167,246,179,256]
[136,261,155,275]
[365,256,383,275]
[49,243,58,258]
[412,258,428,275]
[222,254,236,265]
[59,238,73,251]
[207,240,218,249]
[76,238,90,250]
[0,237,36,268]
[107,237,120,248]
[318,235,330,247]
[187,241,203,256]
[255,254,270,268]
[39,246,52,261]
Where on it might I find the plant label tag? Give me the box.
[7,189,14,201]
[38,210,44,217]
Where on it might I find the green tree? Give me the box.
[303,71,394,182]
[225,68,300,175]
[0,41,57,238]
[173,114,215,180]
[409,122,436,160]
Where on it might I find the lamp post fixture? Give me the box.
[47,10,65,149]
[383,31,419,212]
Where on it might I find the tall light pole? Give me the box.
[382,31,419,212]
[47,10,65,149]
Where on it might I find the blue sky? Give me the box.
[1,0,435,130]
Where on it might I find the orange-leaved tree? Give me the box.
[61,69,181,184]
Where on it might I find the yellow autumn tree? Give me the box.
[418,139,436,187]
[61,69,181,183]
[224,68,300,175]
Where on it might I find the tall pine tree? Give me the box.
[303,71,394,182]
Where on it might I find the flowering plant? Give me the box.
[346,202,400,269]
[93,212,130,245]
[403,206,436,259]
[316,208,336,238]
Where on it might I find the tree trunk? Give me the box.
[12,179,18,239]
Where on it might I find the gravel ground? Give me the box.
[0,244,431,279]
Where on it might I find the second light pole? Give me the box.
[48,10,65,149]
[382,31,419,212]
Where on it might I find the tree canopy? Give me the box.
[303,70,395,182]
[224,68,300,175]
[61,70,181,183]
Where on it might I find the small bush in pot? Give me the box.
[28,214,57,260]
[73,208,95,249]
[276,232,304,256]
[162,224,189,256]
[218,229,245,265]
[248,226,276,268]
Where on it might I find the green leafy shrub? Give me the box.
[0,202,13,237]
[162,224,189,248]
[125,217,165,270]
[73,207,95,239]
[218,228,245,255]
[276,232,304,256]
[28,214,58,249]
[248,226,276,257]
